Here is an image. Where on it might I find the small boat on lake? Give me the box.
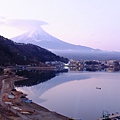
[96,87,101,90]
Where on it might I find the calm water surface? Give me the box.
[16,71,120,120]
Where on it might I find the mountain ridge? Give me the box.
[0,35,68,65]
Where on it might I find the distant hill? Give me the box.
[12,27,120,60]
[0,35,68,66]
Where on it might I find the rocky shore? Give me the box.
[0,72,70,120]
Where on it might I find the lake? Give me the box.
[15,71,120,120]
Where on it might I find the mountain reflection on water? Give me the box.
[15,69,68,87]
[15,70,120,120]
[15,70,90,104]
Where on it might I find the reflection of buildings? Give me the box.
[45,61,68,72]
[8,60,120,72]
[69,60,84,71]
[106,60,120,72]
[68,60,120,72]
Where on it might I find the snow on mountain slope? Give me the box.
[12,27,96,52]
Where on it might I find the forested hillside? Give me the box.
[0,35,68,65]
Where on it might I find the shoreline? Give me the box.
[0,73,70,120]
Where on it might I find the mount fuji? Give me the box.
[12,27,96,52]
[12,27,120,60]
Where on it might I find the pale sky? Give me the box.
[0,0,120,51]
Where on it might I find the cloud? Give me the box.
[6,19,48,30]
[0,17,48,30]
[0,16,6,20]
[0,18,48,38]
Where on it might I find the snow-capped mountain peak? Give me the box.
[12,27,95,52]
